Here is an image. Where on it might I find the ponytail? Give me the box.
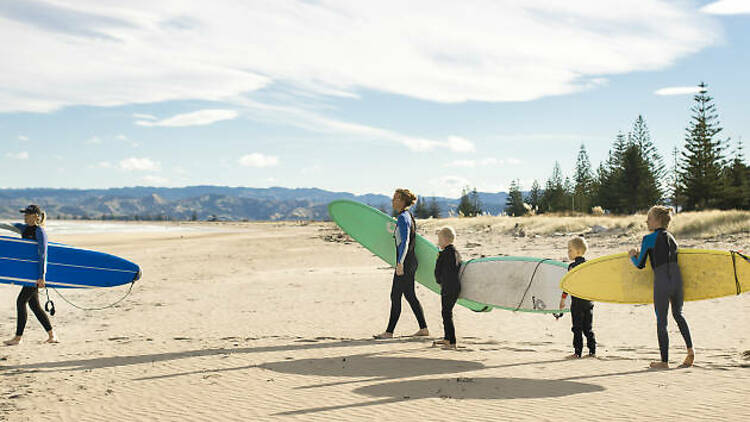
[395,188,418,208]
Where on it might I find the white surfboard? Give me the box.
[459,257,570,313]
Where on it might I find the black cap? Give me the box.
[20,204,42,215]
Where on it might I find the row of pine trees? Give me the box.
[505,82,749,216]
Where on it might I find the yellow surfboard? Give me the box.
[560,249,750,304]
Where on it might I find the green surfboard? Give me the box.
[328,199,492,312]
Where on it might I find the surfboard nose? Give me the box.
[133,268,142,282]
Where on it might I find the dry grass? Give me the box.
[418,210,750,239]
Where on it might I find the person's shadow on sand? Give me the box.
[259,352,487,389]
[276,376,606,416]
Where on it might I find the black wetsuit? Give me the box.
[435,244,462,344]
[16,225,53,336]
[562,257,595,356]
[386,211,427,333]
[632,228,692,363]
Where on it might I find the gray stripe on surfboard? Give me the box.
[0,256,138,274]
[0,275,97,288]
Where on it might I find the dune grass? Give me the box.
[418,210,750,239]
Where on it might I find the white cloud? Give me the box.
[115,134,128,140]
[654,86,705,96]
[141,175,169,185]
[86,136,102,144]
[132,113,157,120]
[446,157,521,167]
[17,135,29,141]
[701,0,750,15]
[238,153,279,168]
[235,97,470,152]
[136,109,238,127]
[429,175,473,197]
[5,151,29,160]
[0,1,720,113]
[95,161,113,168]
[119,157,161,171]
[445,136,475,153]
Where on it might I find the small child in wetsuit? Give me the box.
[629,205,694,369]
[559,236,595,358]
[433,227,462,350]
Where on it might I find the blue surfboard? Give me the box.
[0,236,141,289]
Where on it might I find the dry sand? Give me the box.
[1,220,749,421]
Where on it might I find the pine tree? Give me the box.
[573,144,594,212]
[630,115,666,199]
[470,188,482,216]
[540,162,567,212]
[668,146,682,209]
[458,187,482,217]
[526,179,542,212]
[505,179,526,216]
[413,197,429,219]
[721,139,750,209]
[677,82,727,210]
[428,197,441,218]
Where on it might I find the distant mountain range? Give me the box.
[0,186,513,221]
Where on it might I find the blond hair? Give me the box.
[36,211,47,227]
[568,236,588,255]
[648,205,672,228]
[438,226,456,243]
[394,188,418,208]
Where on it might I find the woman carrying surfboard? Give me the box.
[1,205,59,346]
[629,206,693,369]
[374,189,429,339]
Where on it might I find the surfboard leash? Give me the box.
[514,258,550,313]
[45,281,136,313]
[730,250,748,296]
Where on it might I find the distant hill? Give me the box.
[0,186,514,221]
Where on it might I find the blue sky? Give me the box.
[1,0,748,197]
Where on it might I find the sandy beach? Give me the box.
[1,220,749,421]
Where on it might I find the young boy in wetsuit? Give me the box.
[433,227,462,350]
[559,236,595,358]
[629,206,694,369]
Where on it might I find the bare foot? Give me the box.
[565,353,581,360]
[432,339,448,347]
[679,350,694,368]
[373,332,393,339]
[649,361,669,369]
[3,337,21,346]
[44,336,59,344]
[412,328,430,337]
[441,343,457,350]
[585,353,597,359]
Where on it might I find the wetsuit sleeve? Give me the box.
[36,227,48,280]
[631,233,654,269]
[396,214,411,265]
[0,223,24,234]
[434,251,443,284]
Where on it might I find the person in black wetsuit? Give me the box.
[433,226,461,350]
[629,205,693,369]
[559,236,595,358]
[374,189,429,339]
[1,205,58,346]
